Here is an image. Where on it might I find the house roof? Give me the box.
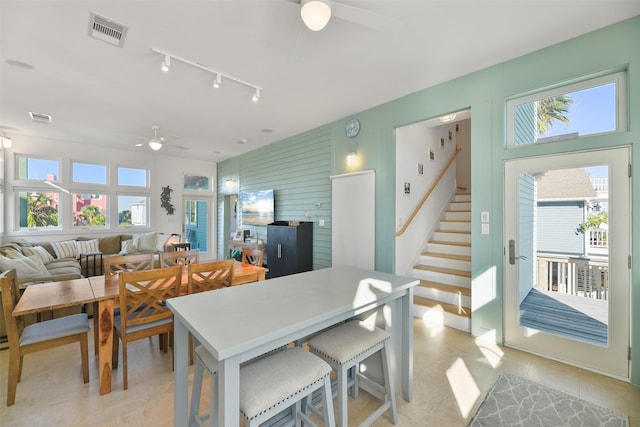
[1,2,639,161]
[536,168,597,200]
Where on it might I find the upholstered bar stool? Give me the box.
[190,346,336,427]
[307,320,398,427]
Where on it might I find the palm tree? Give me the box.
[536,95,573,135]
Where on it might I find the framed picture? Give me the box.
[448,130,452,140]
[440,137,445,148]
[233,229,244,241]
[404,182,411,195]
[429,149,435,160]
[417,163,424,175]
[184,174,210,190]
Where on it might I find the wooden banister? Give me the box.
[395,146,462,237]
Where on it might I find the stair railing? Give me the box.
[395,146,462,237]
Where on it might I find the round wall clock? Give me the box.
[345,118,360,138]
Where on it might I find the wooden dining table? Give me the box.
[12,260,268,395]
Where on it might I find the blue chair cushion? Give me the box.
[20,313,90,346]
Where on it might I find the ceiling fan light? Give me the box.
[161,55,170,72]
[148,138,163,150]
[301,0,332,31]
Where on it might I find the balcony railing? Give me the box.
[536,255,608,300]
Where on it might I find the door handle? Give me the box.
[277,243,282,258]
[508,239,527,265]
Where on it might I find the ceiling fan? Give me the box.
[295,0,402,33]
[147,125,164,151]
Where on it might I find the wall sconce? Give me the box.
[225,178,237,191]
[346,152,356,166]
[1,136,11,148]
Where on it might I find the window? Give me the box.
[17,155,60,181]
[507,71,627,148]
[118,167,147,187]
[185,200,197,224]
[72,162,107,184]
[17,190,60,229]
[118,194,149,227]
[72,193,108,228]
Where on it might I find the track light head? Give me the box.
[213,73,222,88]
[252,88,261,103]
[161,55,170,72]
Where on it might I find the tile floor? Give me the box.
[1,318,638,426]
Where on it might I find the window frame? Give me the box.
[71,192,110,229]
[506,71,627,149]
[72,160,109,185]
[15,154,61,182]
[14,187,63,231]
[116,193,150,228]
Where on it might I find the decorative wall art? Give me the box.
[404,182,411,195]
[417,163,424,176]
[160,185,175,215]
[449,130,452,140]
[184,174,210,190]
[440,137,445,148]
[430,149,435,160]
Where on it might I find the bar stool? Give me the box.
[307,320,398,427]
[190,346,336,427]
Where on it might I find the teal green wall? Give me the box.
[219,16,640,385]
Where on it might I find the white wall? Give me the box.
[395,120,458,275]
[456,120,471,191]
[1,134,217,250]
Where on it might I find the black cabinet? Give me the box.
[266,221,313,278]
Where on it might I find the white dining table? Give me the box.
[167,265,419,426]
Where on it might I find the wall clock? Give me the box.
[345,118,360,138]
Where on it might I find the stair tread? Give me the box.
[420,252,471,262]
[440,219,471,223]
[447,210,471,213]
[414,296,471,318]
[429,240,471,247]
[418,280,471,297]
[435,229,471,234]
[413,264,471,278]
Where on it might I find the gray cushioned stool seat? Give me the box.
[20,313,90,346]
[308,320,398,427]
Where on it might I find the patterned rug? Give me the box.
[468,372,629,427]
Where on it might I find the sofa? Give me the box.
[0,232,175,342]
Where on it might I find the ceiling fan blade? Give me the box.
[332,2,402,33]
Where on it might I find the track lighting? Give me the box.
[301,0,332,31]
[439,113,456,123]
[151,48,262,103]
[161,55,170,72]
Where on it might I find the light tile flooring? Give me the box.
[1,319,638,426]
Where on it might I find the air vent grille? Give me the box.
[88,12,127,47]
[29,112,52,123]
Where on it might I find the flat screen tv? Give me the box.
[241,189,274,226]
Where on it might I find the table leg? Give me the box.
[173,319,189,426]
[217,356,241,426]
[93,302,99,355]
[401,287,414,402]
[257,271,265,281]
[98,298,114,395]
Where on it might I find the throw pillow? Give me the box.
[21,246,55,265]
[0,254,52,279]
[76,239,100,255]
[51,240,78,259]
[156,233,171,252]
[135,232,157,252]
[119,238,138,255]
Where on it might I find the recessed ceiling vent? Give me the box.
[88,12,128,47]
[29,112,52,123]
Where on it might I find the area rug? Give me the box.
[468,372,629,427]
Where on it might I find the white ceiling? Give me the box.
[1,1,638,162]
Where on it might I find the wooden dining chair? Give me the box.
[111,265,182,390]
[1,269,90,406]
[241,248,263,267]
[187,259,235,294]
[103,253,155,275]
[160,249,199,268]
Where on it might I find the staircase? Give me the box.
[412,193,471,332]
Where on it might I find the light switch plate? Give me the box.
[481,211,490,223]
[481,223,490,235]
[319,219,325,227]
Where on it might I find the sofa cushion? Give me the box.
[21,246,55,265]
[76,239,100,255]
[135,232,158,252]
[0,254,52,279]
[51,240,78,259]
[98,235,122,255]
